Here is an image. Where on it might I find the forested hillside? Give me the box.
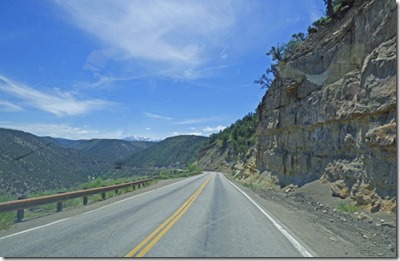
[207,112,257,160]
[124,135,208,169]
[0,128,109,195]
[0,127,207,196]
[196,112,257,172]
[48,138,155,164]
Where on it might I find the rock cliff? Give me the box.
[256,0,396,212]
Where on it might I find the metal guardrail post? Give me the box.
[83,196,88,205]
[57,202,63,212]
[56,192,64,212]
[16,196,26,222]
[82,188,88,205]
[101,185,106,200]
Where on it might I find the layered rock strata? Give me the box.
[256,0,396,211]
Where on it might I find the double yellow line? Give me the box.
[125,175,211,257]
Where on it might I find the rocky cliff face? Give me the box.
[256,0,396,212]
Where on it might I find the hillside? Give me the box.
[0,128,109,196]
[124,135,208,169]
[197,0,396,213]
[196,112,257,174]
[47,138,155,164]
[0,128,206,196]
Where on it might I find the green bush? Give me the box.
[337,202,359,213]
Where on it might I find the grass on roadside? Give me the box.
[0,176,152,230]
[0,165,201,230]
[0,211,15,230]
[337,202,359,213]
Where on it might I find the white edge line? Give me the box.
[0,218,70,240]
[0,173,207,240]
[221,174,314,257]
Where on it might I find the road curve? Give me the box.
[0,172,313,257]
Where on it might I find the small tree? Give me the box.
[324,0,334,17]
[255,33,305,89]
[266,44,285,62]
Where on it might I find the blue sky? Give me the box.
[0,0,325,140]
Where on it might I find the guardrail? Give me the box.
[0,177,156,222]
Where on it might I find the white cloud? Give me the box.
[144,112,172,121]
[171,131,203,137]
[74,73,146,89]
[55,0,241,79]
[0,122,123,140]
[177,125,225,137]
[176,116,224,125]
[202,125,226,132]
[0,75,116,117]
[83,48,118,72]
[0,100,23,112]
[219,45,229,60]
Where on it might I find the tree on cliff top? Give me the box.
[324,0,334,17]
[255,33,305,89]
[256,0,353,90]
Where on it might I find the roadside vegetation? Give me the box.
[0,177,145,230]
[0,163,203,230]
[337,202,359,213]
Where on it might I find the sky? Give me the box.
[0,0,325,140]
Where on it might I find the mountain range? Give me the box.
[123,135,208,169]
[0,128,207,196]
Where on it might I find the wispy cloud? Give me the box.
[0,75,116,117]
[0,122,124,140]
[219,45,229,60]
[179,125,226,137]
[144,112,172,121]
[171,131,203,137]
[55,0,241,79]
[202,125,226,132]
[74,73,146,89]
[176,116,224,125]
[0,100,23,112]
[83,48,118,72]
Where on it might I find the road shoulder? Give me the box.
[222,172,396,258]
[0,177,191,239]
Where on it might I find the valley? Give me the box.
[0,128,206,197]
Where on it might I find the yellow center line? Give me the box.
[125,175,211,258]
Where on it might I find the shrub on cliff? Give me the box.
[255,33,306,89]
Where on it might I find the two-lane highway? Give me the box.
[0,172,313,257]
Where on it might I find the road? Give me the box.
[0,172,314,257]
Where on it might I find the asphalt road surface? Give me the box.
[0,172,314,257]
